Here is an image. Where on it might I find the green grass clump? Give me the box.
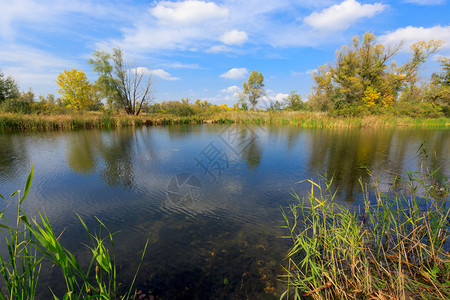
[281,169,450,299]
[1,112,449,131]
[0,168,148,299]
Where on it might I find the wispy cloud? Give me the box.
[220,85,241,94]
[0,0,132,39]
[151,1,229,25]
[160,62,201,69]
[303,0,386,32]
[100,0,376,54]
[379,25,450,51]
[0,44,75,93]
[220,68,248,79]
[206,45,234,53]
[219,30,248,45]
[291,69,318,76]
[151,69,180,81]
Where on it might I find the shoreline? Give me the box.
[0,112,449,131]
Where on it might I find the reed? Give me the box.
[0,167,148,299]
[280,165,449,299]
[0,112,448,131]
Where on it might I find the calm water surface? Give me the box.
[0,124,449,299]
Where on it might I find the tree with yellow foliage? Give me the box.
[308,32,444,115]
[56,69,93,110]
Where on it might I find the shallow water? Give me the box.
[0,124,448,299]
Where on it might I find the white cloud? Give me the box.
[257,90,289,109]
[150,69,179,81]
[291,69,317,76]
[219,30,248,45]
[220,85,241,94]
[132,67,150,74]
[379,25,450,51]
[0,0,132,39]
[102,1,232,53]
[151,1,229,25]
[305,68,318,75]
[303,0,386,32]
[0,44,75,94]
[100,0,343,53]
[0,45,70,70]
[161,62,201,69]
[220,68,248,79]
[275,93,289,101]
[206,45,233,53]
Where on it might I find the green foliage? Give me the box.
[0,100,33,114]
[281,168,449,299]
[0,168,149,299]
[308,32,444,116]
[393,101,445,118]
[268,100,283,111]
[240,70,265,110]
[155,100,196,116]
[399,40,444,102]
[194,99,211,108]
[425,57,450,116]
[0,168,40,300]
[283,91,305,111]
[235,97,249,111]
[0,70,20,104]
[88,48,152,115]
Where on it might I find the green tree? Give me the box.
[309,64,336,112]
[308,32,443,115]
[284,91,304,111]
[399,40,444,102]
[0,70,20,103]
[19,88,35,103]
[425,57,450,116]
[88,48,152,115]
[235,97,248,110]
[56,69,93,111]
[240,70,265,110]
[268,100,283,111]
[194,99,211,108]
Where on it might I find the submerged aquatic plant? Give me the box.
[281,167,450,299]
[0,167,149,299]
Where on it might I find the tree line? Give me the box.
[1,32,449,117]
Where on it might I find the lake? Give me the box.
[0,124,449,299]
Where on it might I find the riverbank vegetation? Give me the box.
[281,164,450,299]
[0,168,149,299]
[0,111,448,131]
[1,33,449,131]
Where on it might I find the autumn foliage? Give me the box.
[56,69,93,110]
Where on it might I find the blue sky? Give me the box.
[1,0,449,106]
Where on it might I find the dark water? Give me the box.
[0,124,448,299]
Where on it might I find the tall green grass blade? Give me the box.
[20,166,33,204]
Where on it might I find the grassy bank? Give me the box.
[0,168,149,299]
[281,169,450,299]
[0,112,449,131]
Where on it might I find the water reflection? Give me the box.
[66,128,159,188]
[66,130,98,175]
[0,125,448,299]
[0,133,30,179]
[306,128,449,200]
[241,128,263,170]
